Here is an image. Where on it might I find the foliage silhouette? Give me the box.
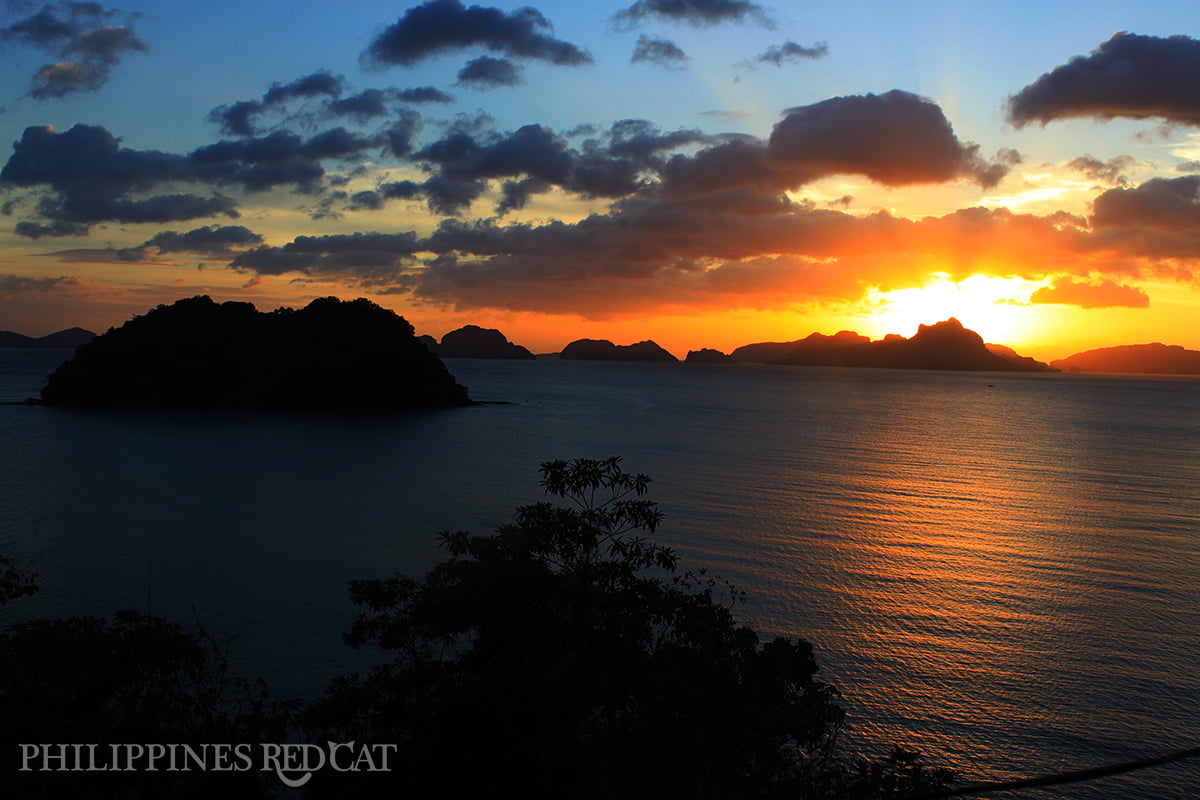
[0,558,287,798]
[303,457,953,798]
[0,554,38,607]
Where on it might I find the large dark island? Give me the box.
[41,296,471,411]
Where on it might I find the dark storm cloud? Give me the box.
[768,90,1007,188]
[1068,154,1133,187]
[612,0,772,29]
[1030,278,1150,308]
[630,35,689,68]
[1090,175,1200,231]
[1,1,147,99]
[1007,32,1200,127]
[362,0,592,68]
[397,86,455,104]
[208,71,346,137]
[754,40,829,66]
[456,56,522,88]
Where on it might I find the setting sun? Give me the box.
[861,274,1047,346]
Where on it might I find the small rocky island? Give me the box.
[41,296,471,411]
[559,339,678,362]
[429,325,536,359]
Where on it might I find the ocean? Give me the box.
[1,350,1198,796]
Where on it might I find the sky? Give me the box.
[1,0,1199,360]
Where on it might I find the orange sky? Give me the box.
[2,3,1198,363]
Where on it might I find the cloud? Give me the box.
[381,110,425,158]
[652,92,1007,198]
[208,71,346,137]
[456,56,522,88]
[754,40,829,67]
[767,90,1008,188]
[230,232,425,281]
[1068,154,1133,187]
[189,128,377,193]
[138,225,265,255]
[414,122,647,203]
[363,0,592,68]
[613,0,772,29]
[604,119,715,161]
[397,86,455,104]
[1090,175,1200,231]
[631,35,689,68]
[13,219,89,238]
[1007,32,1200,127]
[1030,278,1150,308]
[327,89,392,121]
[0,273,87,294]
[1,1,147,99]
[220,186,1117,318]
[697,110,752,121]
[1,124,238,233]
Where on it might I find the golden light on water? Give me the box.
[861,274,1048,346]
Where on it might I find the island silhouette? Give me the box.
[559,338,678,362]
[425,325,536,359]
[0,327,95,349]
[12,309,1200,375]
[1051,343,1200,375]
[726,319,1057,372]
[40,296,471,411]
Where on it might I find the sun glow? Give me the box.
[862,274,1047,346]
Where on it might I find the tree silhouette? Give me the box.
[304,457,893,798]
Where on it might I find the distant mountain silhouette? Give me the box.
[41,296,471,411]
[731,331,870,364]
[0,327,96,348]
[559,339,678,362]
[1051,343,1200,375]
[731,319,1056,372]
[685,348,735,364]
[433,325,536,359]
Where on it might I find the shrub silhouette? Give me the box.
[304,457,874,798]
[0,556,286,798]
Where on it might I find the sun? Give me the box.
[861,274,1047,346]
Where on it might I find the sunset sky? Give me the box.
[2,0,1198,360]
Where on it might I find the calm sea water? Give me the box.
[2,350,1198,796]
